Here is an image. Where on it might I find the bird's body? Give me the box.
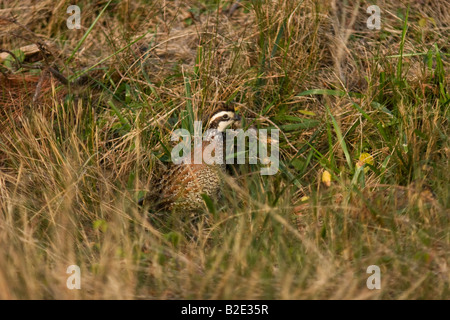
[140,105,240,218]
[150,158,224,213]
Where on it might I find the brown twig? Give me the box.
[47,66,69,86]
[32,68,48,105]
[225,0,243,17]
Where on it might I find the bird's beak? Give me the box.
[233,114,241,121]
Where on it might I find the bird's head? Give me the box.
[206,104,241,132]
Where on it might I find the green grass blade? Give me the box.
[326,105,353,171]
[396,5,409,81]
[66,0,113,64]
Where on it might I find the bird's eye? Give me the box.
[222,114,230,120]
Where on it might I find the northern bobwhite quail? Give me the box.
[139,104,241,218]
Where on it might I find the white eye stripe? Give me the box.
[217,120,235,132]
[209,111,234,123]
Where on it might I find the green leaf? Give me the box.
[273,115,314,122]
[163,232,181,247]
[93,220,108,233]
[184,77,195,134]
[268,121,319,131]
[298,110,316,116]
[3,49,25,69]
[107,100,131,131]
[201,194,216,215]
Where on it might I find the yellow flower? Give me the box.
[356,153,374,173]
[322,170,332,187]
